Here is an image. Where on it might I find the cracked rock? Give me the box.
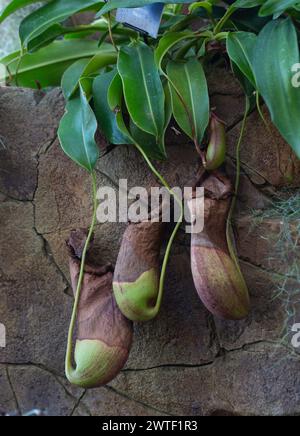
[111,343,300,416]
[0,366,18,415]
[0,87,299,416]
[227,107,300,187]
[6,365,82,416]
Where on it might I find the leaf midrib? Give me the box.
[137,46,159,137]
[232,34,256,85]
[184,63,198,142]
[6,44,99,76]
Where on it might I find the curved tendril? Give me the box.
[65,171,98,378]
[133,142,183,316]
[226,97,249,269]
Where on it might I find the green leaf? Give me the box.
[130,83,172,160]
[231,62,256,109]
[233,0,263,7]
[253,18,300,159]
[0,39,100,88]
[227,31,256,87]
[63,49,117,99]
[58,83,99,172]
[118,41,165,140]
[107,72,168,160]
[0,0,48,24]
[167,58,209,146]
[98,0,191,16]
[19,0,104,46]
[189,1,213,15]
[93,71,130,145]
[154,31,195,72]
[107,72,123,111]
[259,0,298,17]
[82,50,117,77]
[61,58,91,100]
[107,73,138,145]
[27,24,68,52]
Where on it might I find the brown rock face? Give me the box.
[227,106,300,187]
[0,83,299,416]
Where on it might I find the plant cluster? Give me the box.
[1,0,300,388]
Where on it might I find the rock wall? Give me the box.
[0,69,299,416]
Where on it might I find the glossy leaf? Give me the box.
[0,39,100,88]
[189,2,213,15]
[107,73,140,147]
[93,71,130,145]
[82,51,117,77]
[107,72,123,111]
[231,62,255,101]
[107,73,168,160]
[58,83,99,172]
[130,83,172,160]
[61,58,91,100]
[118,41,165,140]
[167,58,209,146]
[233,0,263,7]
[0,0,48,23]
[27,24,68,52]
[154,31,195,72]
[19,0,104,46]
[63,49,117,99]
[259,0,299,17]
[253,18,300,159]
[227,31,256,86]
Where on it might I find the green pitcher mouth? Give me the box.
[66,339,129,389]
[113,268,160,322]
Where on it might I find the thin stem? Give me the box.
[226,97,249,264]
[133,142,183,315]
[174,39,197,60]
[65,171,98,378]
[256,91,272,135]
[107,12,119,53]
[214,5,236,35]
[14,44,24,87]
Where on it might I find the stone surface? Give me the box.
[127,253,218,368]
[214,262,298,351]
[0,201,71,374]
[111,343,300,416]
[0,366,17,415]
[236,216,300,276]
[6,365,82,416]
[0,87,64,201]
[75,386,164,416]
[227,106,300,187]
[0,87,299,416]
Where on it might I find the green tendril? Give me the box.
[133,142,183,317]
[226,97,249,269]
[65,170,98,379]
